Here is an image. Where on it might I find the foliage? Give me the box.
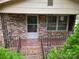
[0,48,22,59]
[47,48,57,59]
[47,48,62,59]
[47,24,79,59]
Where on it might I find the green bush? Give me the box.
[47,24,79,59]
[0,48,22,59]
[47,48,63,59]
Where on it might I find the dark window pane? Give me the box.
[58,16,67,30]
[27,16,37,24]
[48,16,57,23]
[58,24,67,30]
[47,24,56,30]
[59,16,67,24]
[47,16,57,30]
[28,25,37,32]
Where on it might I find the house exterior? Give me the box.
[0,0,79,59]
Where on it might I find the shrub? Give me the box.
[0,48,22,59]
[47,24,79,59]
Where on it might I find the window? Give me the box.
[47,15,68,31]
[48,0,53,6]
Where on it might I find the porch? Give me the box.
[0,13,75,59]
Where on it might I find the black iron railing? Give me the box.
[40,32,70,59]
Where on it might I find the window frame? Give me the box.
[46,15,69,32]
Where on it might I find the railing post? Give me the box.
[40,36,45,59]
[17,37,21,53]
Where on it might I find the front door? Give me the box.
[27,15,38,39]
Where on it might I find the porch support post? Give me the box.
[1,13,10,48]
[75,15,79,24]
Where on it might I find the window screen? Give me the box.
[58,16,67,30]
[47,16,57,30]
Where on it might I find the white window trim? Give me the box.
[26,15,39,39]
[46,15,69,32]
[56,16,59,31]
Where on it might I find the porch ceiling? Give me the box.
[0,0,11,4]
